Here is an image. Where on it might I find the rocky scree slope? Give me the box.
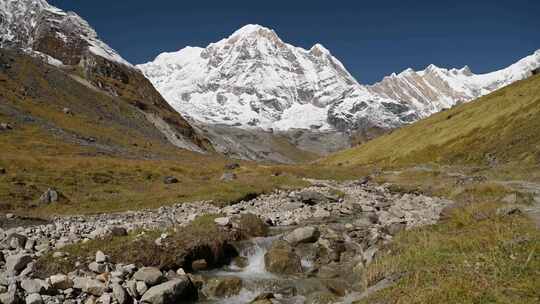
[139,24,540,138]
[0,0,208,152]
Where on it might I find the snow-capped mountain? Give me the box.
[0,0,130,67]
[138,24,413,132]
[368,50,540,118]
[0,0,209,152]
[139,24,540,134]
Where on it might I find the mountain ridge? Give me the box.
[139,24,540,135]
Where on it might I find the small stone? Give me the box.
[220,173,237,182]
[62,108,73,115]
[74,278,106,296]
[25,294,43,304]
[111,283,129,304]
[136,281,148,296]
[176,268,186,276]
[89,262,107,273]
[110,227,128,237]
[163,176,179,184]
[214,217,231,226]
[95,251,107,263]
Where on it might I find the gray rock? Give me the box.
[6,254,33,274]
[220,173,237,182]
[88,262,107,274]
[384,222,406,236]
[74,278,106,296]
[140,277,194,304]
[126,280,138,299]
[283,226,320,245]
[214,217,231,226]
[110,227,128,237]
[264,241,302,275]
[111,283,129,304]
[48,274,73,290]
[38,188,59,204]
[202,277,242,298]
[21,279,46,294]
[133,267,163,286]
[0,284,18,304]
[95,251,107,263]
[7,233,27,249]
[136,281,148,296]
[25,293,43,304]
[98,293,112,304]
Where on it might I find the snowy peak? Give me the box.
[369,49,540,117]
[139,24,396,131]
[0,0,131,67]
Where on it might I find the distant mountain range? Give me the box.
[139,24,540,134]
[2,0,539,162]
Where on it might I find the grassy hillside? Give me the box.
[325,74,540,169]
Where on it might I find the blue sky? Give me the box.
[49,0,540,84]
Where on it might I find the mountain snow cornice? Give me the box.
[139,25,540,133]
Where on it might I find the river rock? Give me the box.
[264,241,302,275]
[133,267,163,286]
[140,277,195,304]
[284,226,320,245]
[202,277,242,298]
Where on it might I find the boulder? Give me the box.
[133,267,164,286]
[264,241,302,275]
[140,277,195,304]
[231,213,268,237]
[38,188,59,204]
[6,254,33,274]
[284,226,320,245]
[88,262,107,273]
[202,277,242,298]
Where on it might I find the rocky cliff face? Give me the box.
[0,0,209,152]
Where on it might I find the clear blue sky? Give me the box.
[49,0,540,84]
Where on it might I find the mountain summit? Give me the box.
[138,24,411,133]
[139,24,540,135]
